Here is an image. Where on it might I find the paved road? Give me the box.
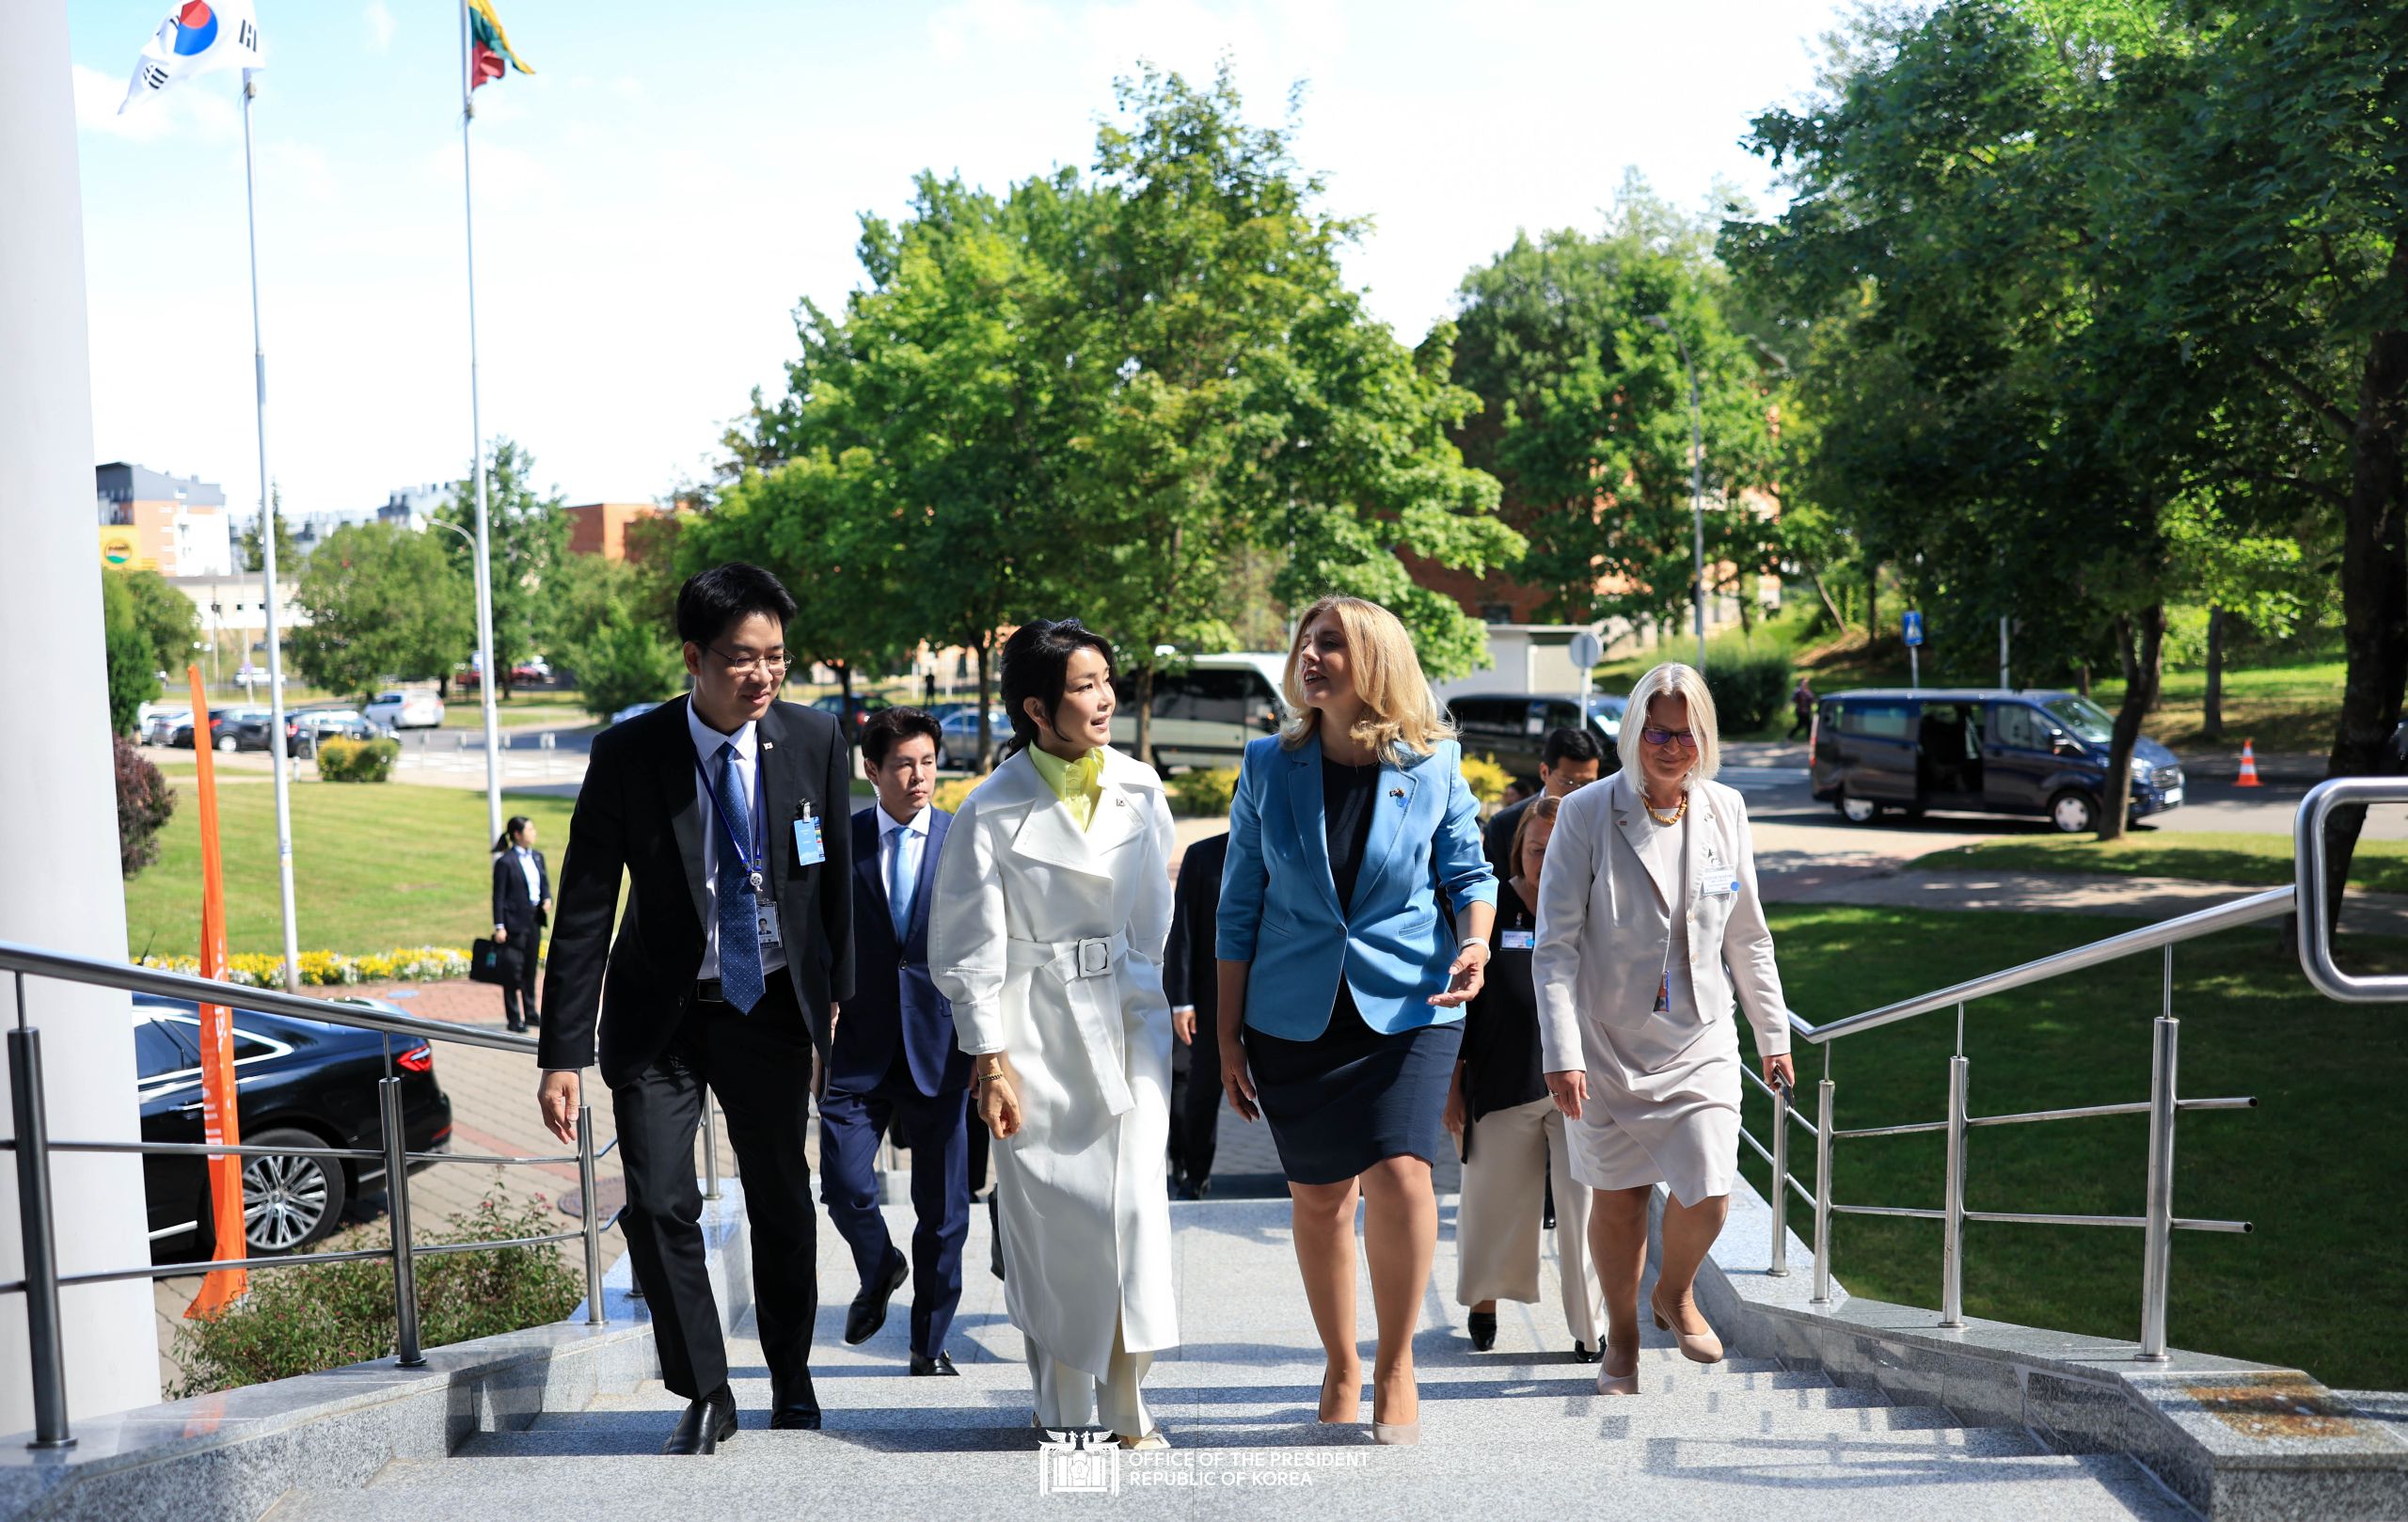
[1716,741,2408,849]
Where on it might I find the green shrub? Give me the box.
[116,735,175,879]
[170,1187,584,1397]
[1704,651,1793,735]
[1461,753,1513,805]
[315,736,399,783]
[1166,766,1239,818]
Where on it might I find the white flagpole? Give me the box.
[460,0,503,847]
[240,69,303,993]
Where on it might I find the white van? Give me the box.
[1111,653,1291,772]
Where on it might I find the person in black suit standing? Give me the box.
[537,563,854,1455]
[1164,831,1228,1199]
[1481,727,1606,885]
[490,815,550,1033]
[820,706,971,1377]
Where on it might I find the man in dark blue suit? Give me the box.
[819,706,970,1376]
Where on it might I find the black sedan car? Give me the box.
[135,994,452,1259]
[808,691,894,745]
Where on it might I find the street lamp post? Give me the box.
[1645,314,1708,673]
[427,516,501,837]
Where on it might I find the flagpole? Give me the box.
[240,69,303,994]
[460,0,503,847]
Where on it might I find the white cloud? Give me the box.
[365,1,395,54]
[72,62,242,144]
[928,0,1071,59]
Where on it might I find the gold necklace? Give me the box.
[1642,790,1689,827]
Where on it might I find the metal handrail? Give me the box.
[0,938,537,1054]
[0,943,623,1452]
[1733,776,2395,1361]
[1797,886,2294,1045]
[2297,776,2408,1002]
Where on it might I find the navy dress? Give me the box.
[1245,756,1465,1185]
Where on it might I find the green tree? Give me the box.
[119,568,200,679]
[548,555,684,721]
[1450,182,1783,644]
[1074,64,1517,758]
[437,438,570,698]
[237,487,297,574]
[101,569,157,736]
[289,523,476,703]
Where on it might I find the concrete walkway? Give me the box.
[264,1197,2186,1522]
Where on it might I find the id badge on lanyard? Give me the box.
[1651,801,1690,1016]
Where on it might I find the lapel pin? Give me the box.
[1388,786,1405,800]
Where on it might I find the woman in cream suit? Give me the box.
[928,619,1180,1449]
[1531,661,1795,1396]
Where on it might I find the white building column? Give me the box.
[0,5,166,1433]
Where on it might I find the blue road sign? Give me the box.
[1903,610,1925,648]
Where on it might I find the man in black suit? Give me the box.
[537,563,854,1455]
[1164,831,1228,1200]
[1482,726,1606,885]
[819,707,970,1376]
[490,814,550,1033]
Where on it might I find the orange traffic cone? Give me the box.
[2235,739,2262,787]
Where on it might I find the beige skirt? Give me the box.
[1564,1009,1740,1207]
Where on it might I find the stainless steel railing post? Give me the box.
[1941,1053,1969,1329]
[576,1102,605,1325]
[379,1077,425,1367]
[701,1100,721,1202]
[8,1022,74,1450]
[1768,1077,1792,1276]
[2139,954,2178,1360]
[1812,1077,1835,1306]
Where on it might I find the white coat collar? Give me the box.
[990,746,1160,882]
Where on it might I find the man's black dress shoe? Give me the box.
[1572,1340,1600,1363]
[768,1372,822,1430]
[662,1389,737,1454]
[1466,1311,1497,1352]
[1176,1178,1211,1200]
[910,1351,959,1377]
[846,1249,908,1345]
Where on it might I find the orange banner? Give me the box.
[184,665,248,1314]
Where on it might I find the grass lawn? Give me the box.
[1741,905,2408,1391]
[2093,655,2348,755]
[123,781,580,958]
[1911,832,2408,896]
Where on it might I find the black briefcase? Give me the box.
[469,937,521,986]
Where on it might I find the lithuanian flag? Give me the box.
[467,0,531,90]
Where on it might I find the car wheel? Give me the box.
[1839,794,1882,824]
[2049,790,2099,834]
[240,1127,348,1254]
[215,734,239,753]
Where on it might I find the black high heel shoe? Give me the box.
[1571,1340,1599,1363]
[1466,1311,1497,1352]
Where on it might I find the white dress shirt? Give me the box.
[687,704,785,979]
[515,848,541,905]
[879,801,929,933]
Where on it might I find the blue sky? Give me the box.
[69,0,1846,520]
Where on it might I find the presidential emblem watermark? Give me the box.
[1036,1435,1370,1495]
[1037,1430,1120,1497]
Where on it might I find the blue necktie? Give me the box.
[887,825,914,941]
[714,740,764,1013]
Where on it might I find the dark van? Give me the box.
[1811,689,2185,833]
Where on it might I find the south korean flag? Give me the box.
[119,1,263,114]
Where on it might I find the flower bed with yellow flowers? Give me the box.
[136,946,473,988]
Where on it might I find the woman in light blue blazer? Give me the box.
[1215,595,1497,1446]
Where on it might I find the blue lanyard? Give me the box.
[692,746,766,880]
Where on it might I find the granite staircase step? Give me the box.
[261,1197,2196,1521]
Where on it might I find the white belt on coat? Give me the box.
[1004,931,1134,1117]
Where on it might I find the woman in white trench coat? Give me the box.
[1531,662,1796,1399]
[928,619,1180,1450]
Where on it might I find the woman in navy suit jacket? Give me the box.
[1215,595,1497,1446]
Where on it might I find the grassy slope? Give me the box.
[1913,833,2408,896]
[123,781,580,957]
[1744,904,2407,1390]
